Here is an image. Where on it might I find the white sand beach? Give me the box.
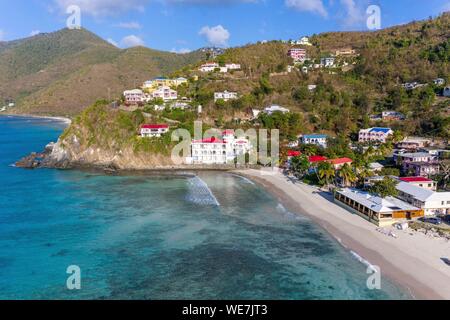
[0,113,72,125]
[236,169,450,300]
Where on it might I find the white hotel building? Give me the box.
[188,130,252,165]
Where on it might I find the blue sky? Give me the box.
[0,0,449,52]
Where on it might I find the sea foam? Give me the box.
[186,176,220,206]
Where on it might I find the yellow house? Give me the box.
[143,77,187,91]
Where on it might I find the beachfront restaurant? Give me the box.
[334,188,424,227]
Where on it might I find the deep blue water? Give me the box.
[0,116,410,299]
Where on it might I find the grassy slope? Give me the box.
[0,29,204,116]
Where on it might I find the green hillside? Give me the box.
[0,28,205,116]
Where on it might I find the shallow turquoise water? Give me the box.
[0,116,410,299]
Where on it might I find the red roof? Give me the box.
[141,124,169,129]
[308,155,328,163]
[192,136,224,144]
[328,157,353,165]
[287,150,302,157]
[399,177,433,183]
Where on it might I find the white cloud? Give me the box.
[285,0,328,17]
[107,38,119,47]
[199,25,230,47]
[171,48,192,54]
[54,0,149,17]
[116,22,142,29]
[30,30,41,37]
[165,0,258,4]
[121,35,145,48]
[339,0,365,27]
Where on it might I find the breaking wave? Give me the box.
[186,176,220,206]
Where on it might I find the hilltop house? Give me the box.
[334,188,423,226]
[288,48,307,62]
[187,130,252,165]
[291,36,312,46]
[396,181,450,216]
[214,91,238,102]
[264,105,290,115]
[199,62,219,72]
[150,86,178,101]
[140,124,169,138]
[399,177,437,191]
[124,89,144,105]
[301,134,328,148]
[358,127,393,143]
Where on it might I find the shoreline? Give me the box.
[234,169,450,300]
[0,113,72,125]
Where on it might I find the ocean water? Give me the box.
[0,116,410,300]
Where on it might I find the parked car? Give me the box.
[442,215,450,224]
[419,217,442,225]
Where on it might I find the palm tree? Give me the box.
[338,163,358,187]
[317,162,336,186]
[291,155,310,178]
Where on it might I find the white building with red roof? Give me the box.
[189,130,252,165]
[399,177,437,191]
[140,124,169,138]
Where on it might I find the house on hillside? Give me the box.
[396,137,432,151]
[291,37,312,46]
[301,134,328,148]
[140,124,169,138]
[320,57,335,68]
[382,111,405,121]
[288,48,307,62]
[214,91,238,102]
[334,48,357,56]
[150,86,178,101]
[225,63,241,70]
[264,105,290,115]
[199,62,219,72]
[124,89,144,105]
[358,127,393,143]
[433,78,445,86]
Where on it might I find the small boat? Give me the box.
[442,258,450,266]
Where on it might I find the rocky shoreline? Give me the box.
[15,141,255,172]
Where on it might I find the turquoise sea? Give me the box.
[0,116,410,299]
